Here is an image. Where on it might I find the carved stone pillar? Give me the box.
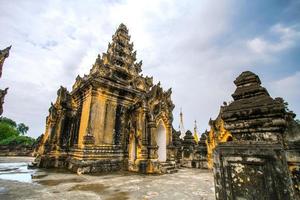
[83,88,97,146]
[148,121,158,159]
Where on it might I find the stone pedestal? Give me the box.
[67,145,124,174]
[213,71,297,199]
[214,142,294,199]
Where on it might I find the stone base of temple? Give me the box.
[35,145,178,174]
[127,159,176,174]
[37,152,68,169]
[127,159,151,173]
[67,145,124,174]
[36,145,125,174]
[67,158,123,174]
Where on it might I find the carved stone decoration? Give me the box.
[35,24,175,174]
[213,71,298,200]
[83,133,95,145]
[0,88,8,115]
[0,46,11,116]
[0,46,11,78]
[206,106,232,169]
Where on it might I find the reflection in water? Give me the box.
[0,162,35,183]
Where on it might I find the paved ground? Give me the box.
[0,157,215,200]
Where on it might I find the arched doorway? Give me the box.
[129,136,137,162]
[157,121,167,162]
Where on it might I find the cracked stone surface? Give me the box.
[0,157,215,200]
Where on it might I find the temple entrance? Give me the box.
[157,121,167,162]
[130,136,137,162]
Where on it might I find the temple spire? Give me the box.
[193,120,199,144]
[103,23,137,69]
[179,108,185,138]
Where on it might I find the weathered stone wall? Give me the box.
[214,143,294,199]
[0,145,33,156]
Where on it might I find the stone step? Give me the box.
[159,162,177,174]
[159,162,172,166]
[166,169,178,174]
[165,166,175,170]
[160,163,175,167]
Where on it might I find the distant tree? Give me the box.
[0,123,19,141]
[17,123,29,135]
[0,117,17,128]
[0,135,35,146]
[0,116,35,146]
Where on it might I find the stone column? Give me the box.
[83,87,98,146]
[147,120,158,159]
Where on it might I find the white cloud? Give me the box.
[247,24,300,54]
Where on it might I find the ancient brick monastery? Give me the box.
[33,24,300,199]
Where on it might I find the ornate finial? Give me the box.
[118,23,128,31]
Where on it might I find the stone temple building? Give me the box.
[213,71,300,200]
[35,24,177,174]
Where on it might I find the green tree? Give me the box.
[0,123,19,141]
[17,123,29,135]
[0,135,35,146]
[0,116,35,146]
[0,117,17,128]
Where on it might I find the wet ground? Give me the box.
[0,157,215,200]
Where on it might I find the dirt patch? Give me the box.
[68,183,109,194]
[35,178,84,186]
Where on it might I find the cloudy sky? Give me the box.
[0,0,299,138]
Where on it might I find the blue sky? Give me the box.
[0,0,299,138]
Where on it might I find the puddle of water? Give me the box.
[68,183,130,200]
[0,186,7,193]
[35,178,84,186]
[0,162,35,183]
